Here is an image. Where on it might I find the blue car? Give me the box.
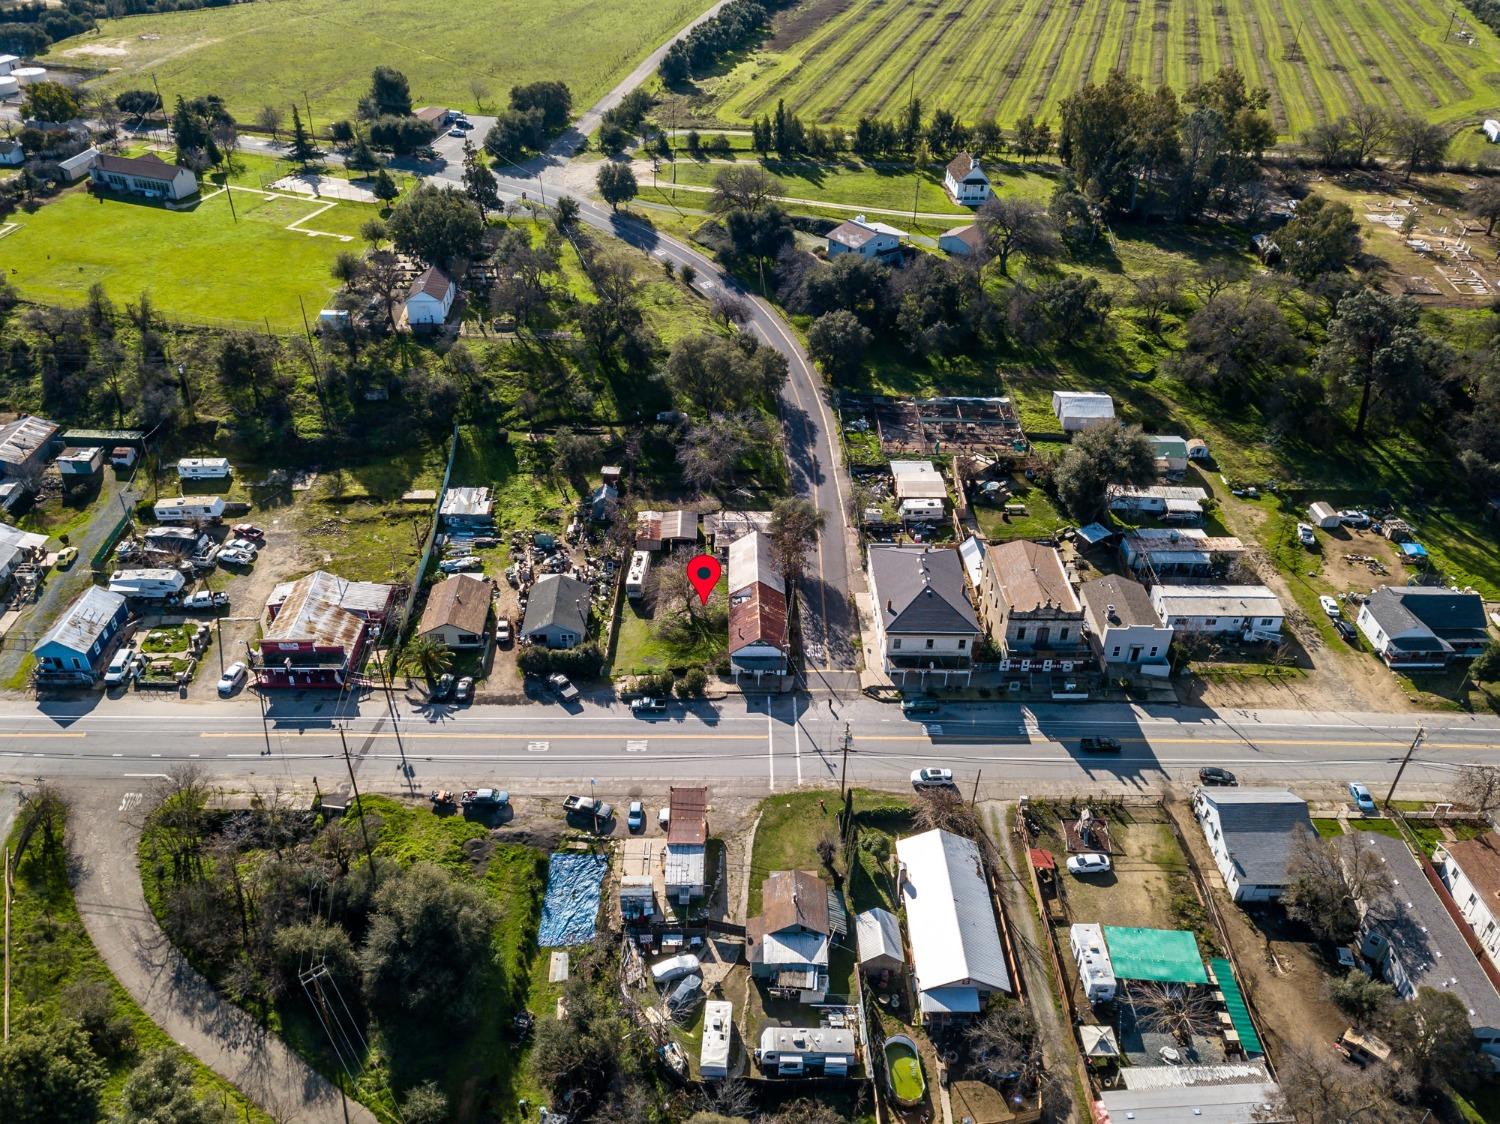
[1349,782,1377,815]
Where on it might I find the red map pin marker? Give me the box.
[686,553,721,605]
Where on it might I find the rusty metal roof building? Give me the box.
[668,786,709,845]
[264,571,390,651]
[0,415,57,468]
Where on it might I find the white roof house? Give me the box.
[1070,922,1117,1003]
[0,522,49,556]
[1051,391,1115,432]
[757,1026,857,1075]
[701,1000,733,1079]
[855,907,904,973]
[1099,1081,1285,1123]
[58,146,99,182]
[895,829,1010,1015]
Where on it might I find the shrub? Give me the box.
[519,643,604,679]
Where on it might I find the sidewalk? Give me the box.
[69,788,377,1124]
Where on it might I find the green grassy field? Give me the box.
[48,0,709,126]
[4,178,380,330]
[704,0,1500,148]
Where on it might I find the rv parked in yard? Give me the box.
[153,496,225,524]
[108,568,186,599]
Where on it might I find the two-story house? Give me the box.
[1356,586,1490,669]
[1437,831,1500,975]
[1078,574,1172,671]
[979,540,1087,653]
[867,545,981,688]
[1192,788,1314,902]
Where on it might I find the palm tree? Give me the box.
[406,636,452,690]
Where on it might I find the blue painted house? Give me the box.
[34,586,129,683]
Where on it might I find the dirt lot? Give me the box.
[1166,799,1348,1063]
[1047,806,1192,934]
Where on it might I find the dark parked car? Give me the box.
[901,697,940,716]
[1080,736,1122,753]
[1333,618,1356,643]
[431,674,455,701]
[1199,766,1238,786]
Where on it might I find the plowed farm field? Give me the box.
[710,0,1500,145]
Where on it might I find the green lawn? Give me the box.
[1349,818,1406,841]
[609,574,727,676]
[702,0,1500,146]
[1311,817,1345,838]
[8,810,270,1120]
[49,0,711,126]
[5,180,381,330]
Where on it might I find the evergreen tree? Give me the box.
[462,141,500,218]
[346,133,379,174]
[288,104,317,165]
[373,169,400,205]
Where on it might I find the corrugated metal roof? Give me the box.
[664,843,705,891]
[890,460,947,500]
[263,571,368,651]
[1120,1061,1271,1091]
[1153,584,1281,619]
[728,531,784,596]
[1099,1081,1284,1122]
[896,829,1010,996]
[36,586,125,656]
[0,522,47,554]
[0,415,56,466]
[668,786,708,845]
[987,540,1080,613]
[440,486,492,518]
[1209,958,1264,1055]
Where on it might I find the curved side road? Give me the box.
[69,787,377,1124]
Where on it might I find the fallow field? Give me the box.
[46,0,709,126]
[709,0,1500,149]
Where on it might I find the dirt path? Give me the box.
[68,786,378,1124]
[988,805,1079,1124]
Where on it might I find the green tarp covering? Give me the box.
[1209,958,1264,1056]
[1101,926,1209,984]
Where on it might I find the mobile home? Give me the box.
[176,457,232,480]
[153,496,225,524]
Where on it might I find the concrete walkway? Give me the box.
[69,786,377,1124]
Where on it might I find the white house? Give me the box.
[1078,574,1172,670]
[1486,119,1500,144]
[153,495,225,524]
[1356,586,1489,669]
[1150,584,1283,641]
[1192,789,1314,902]
[889,459,946,502]
[896,829,1011,1018]
[90,152,198,201]
[938,223,983,256]
[855,907,904,975]
[1436,831,1500,975]
[1070,923,1117,1003]
[867,545,980,687]
[405,265,456,327]
[1051,391,1115,433]
[943,153,992,205]
[107,568,187,599]
[826,214,905,260]
[1347,831,1500,1058]
[176,457,231,480]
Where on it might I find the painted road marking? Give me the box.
[625,740,649,754]
[118,792,142,813]
[527,741,550,753]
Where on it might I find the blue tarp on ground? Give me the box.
[1399,541,1428,559]
[538,851,608,947]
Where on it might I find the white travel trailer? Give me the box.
[108,568,186,599]
[626,550,651,599]
[153,496,225,524]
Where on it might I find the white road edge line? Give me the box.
[767,713,775,792]
[793,696,803,786]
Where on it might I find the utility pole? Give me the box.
[151,73,167,136]
[337,726,377,886]
[971,769,982,807]
[1385,726,1426,807]
[838,722,851,800]
[4,847,11,1042]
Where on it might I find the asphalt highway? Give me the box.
[1,694,1494,807]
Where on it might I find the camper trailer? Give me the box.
[626,550,651,599]
[108,568,186,600]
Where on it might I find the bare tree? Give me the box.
[710,290,751,327]
[1346,103,1392,167]
[1455,763,1500,815]
[1283,833,1393,943]
[1130,980,1219,1045]
[767,496,826,595]
[1131,270,1184,335]
[255,105,283,142]
[965,1001,1043,1095]
[1257,1044,1412,1123]
[975,196,1061,276]
[467,78,492,112]
[710,164,784,213]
